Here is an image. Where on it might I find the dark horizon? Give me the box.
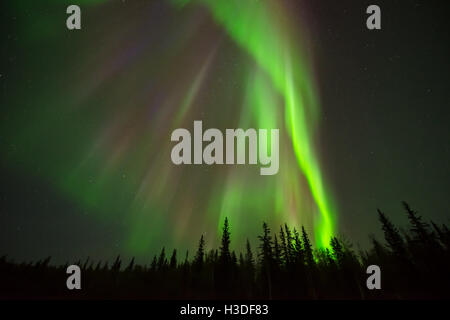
[2,201,450,299]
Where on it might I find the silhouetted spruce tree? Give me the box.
[402,202,446,293]
[301,226,314,266]
[273,234,283,268]
[182,250,189,272]
[193,235,205,270]
[272,234,284,297]
[112,255,121,271]
[231,251,237,264]
[239,253,245,267]
[125,257,135,272]
[191,235,207,293]
[314,248,328,267]
[289,227,307,298]
[293,228,305,264]
[157,247,167,271]
[242,239,256,296]
[284,224,296,264]
[220,217,231,265]
[259,223,273,266]
[377,209,407,257]
[169,249,177,269]
[245,239,255,269]
[400,227,413,247]
[216,217,232,295]
[150,255,157,271]
[279,226,289,267]
[258,222,273,298]
[402,201,435,246]
[214,249,218,262]
[333,236,362,298]
[110,255,122,288]
[205,249,216,265]
[431,221,444,240]
[302,226,318,298]
[330,236,344,267]
[325,248,334,266]
[432,221,450,249]
[369,235,388,262]
[377,207,419,296]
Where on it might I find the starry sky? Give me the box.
[0,0,449,264]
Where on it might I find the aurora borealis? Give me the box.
[1,0,449,263]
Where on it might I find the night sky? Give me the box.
[1,0,449,264]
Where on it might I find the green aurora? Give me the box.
[3,0,337,258]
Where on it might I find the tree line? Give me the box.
[1,201,449,299]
